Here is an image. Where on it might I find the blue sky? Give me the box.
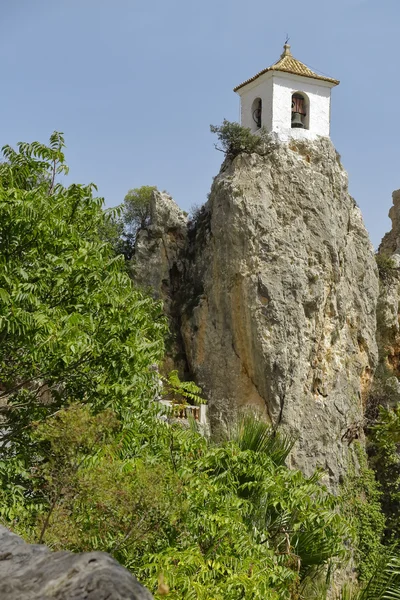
[1,0,398,247]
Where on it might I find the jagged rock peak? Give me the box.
[134,190,187,301]
[134,137,379,483]
[150,189,188,231]
[380,189,400,259]
[376,190,400,398]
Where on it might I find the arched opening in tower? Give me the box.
[251,97,262,131]
[291,92,309,129]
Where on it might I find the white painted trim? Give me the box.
[235,69,337,96]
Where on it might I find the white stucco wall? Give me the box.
[272,73,332,140]
[240,77,274,132]
[237,71,334,141]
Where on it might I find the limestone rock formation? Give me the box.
[376,190,400,390]
[380,190,400,258]
[0,526,154,600]
[135,189,188,308]
[135,138,379,482]
[135,190,189,374]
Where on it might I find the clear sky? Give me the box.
[1,0,398,248]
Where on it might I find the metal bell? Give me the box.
[291,112,304,128]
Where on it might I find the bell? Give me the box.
[291,112,304,128]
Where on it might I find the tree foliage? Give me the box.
[1,405,350,600]
[340,442,386,581]
[304,553,400,600]
[210,119,271,159]
[98,185,157,261]
[123,185,156,233]
[0,133,167,443]
[368,406,400,543]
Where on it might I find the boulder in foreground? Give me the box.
[0,526,154,600]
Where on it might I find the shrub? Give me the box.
[189,203,202,222]
[210,119,270,159]
[376,252,397,282]
[340,442,386,581]
[1,404,350,600]
[368,406,400,543]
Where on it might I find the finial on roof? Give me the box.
[281,42,292,58]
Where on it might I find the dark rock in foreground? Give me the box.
[0,526,153,599]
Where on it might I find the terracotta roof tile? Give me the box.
[234,45,339,92]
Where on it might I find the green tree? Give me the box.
[123,185,156,235]
[210,119,270,159]
[101,186,157,261]
[0,133,167,447]
[97,212,137,261]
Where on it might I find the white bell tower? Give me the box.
[234,44,339,141]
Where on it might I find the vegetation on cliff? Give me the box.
[0,133,400,599]
[99,184,157,261]
[368,405,400,543]
[210,119,271,159]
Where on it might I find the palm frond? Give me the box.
[360,555,400,600]
[228,412,296,466]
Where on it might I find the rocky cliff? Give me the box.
[134,138,379,482]
[375,190,400,404]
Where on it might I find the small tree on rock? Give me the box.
[210,119,270,159]
[101,186,157,261]
[123,185,156,236]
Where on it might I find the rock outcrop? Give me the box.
[380,190,400,259]
[376,190,400,400]
[0,526,154,600]
[135,138,379,482]
[135,190,189,375]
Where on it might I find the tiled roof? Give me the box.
[234,45,340,92]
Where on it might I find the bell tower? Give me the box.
[234,44,339,141]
